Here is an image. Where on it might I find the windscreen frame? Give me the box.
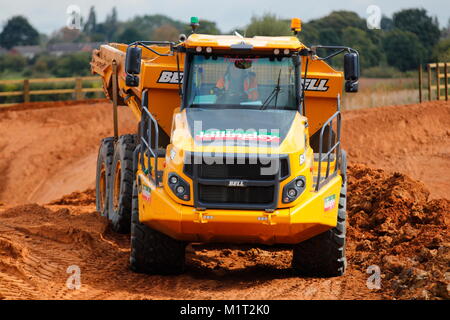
[181,51,302,112]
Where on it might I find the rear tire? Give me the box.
[130,181,186,275]
[292,181,347,277]
[95,137,114,217]
[107,134,137,233]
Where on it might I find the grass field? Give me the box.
[342,78,421,110]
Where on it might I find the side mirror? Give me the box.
[125,46,142,74]
[344,52,359,93]
[125,46,141,87]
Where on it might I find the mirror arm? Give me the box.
[310,45,359,61]
[128,41,175,57]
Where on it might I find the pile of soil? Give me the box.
[342,100,450,199]
[0,165,448,300]
[347,164,449,299]
[0,100,448,205]
[0,101,136,205]
[49,189,96,206]
[0,99,448,300]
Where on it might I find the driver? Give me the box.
[214,60,259,101]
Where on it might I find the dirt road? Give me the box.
[1,100,448,205]
[0,100,136,205]
[342,101,450,199]
[0,100,449,300]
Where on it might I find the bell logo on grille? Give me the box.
[228,180,245,187]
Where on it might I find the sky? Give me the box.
[0,0,449,35]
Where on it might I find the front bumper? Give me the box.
[138,174,342,245]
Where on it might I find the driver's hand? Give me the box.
[210,87,223,95]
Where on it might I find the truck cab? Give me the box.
[91,18,359,276]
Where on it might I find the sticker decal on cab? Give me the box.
[324,194,336,212]
[157,71,184,84]
[141,185,151,201]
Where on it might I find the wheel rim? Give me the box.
[113,161,121,211]
[99,163,106,212]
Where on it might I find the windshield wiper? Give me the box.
[260,69,282,110]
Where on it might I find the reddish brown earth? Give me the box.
[0,100,136,205]
[342,101,450,200]
[0,100,449,300]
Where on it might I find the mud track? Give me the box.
[0,100,449,300]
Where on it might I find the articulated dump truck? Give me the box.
[91,17,360,276]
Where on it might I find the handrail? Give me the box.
[140,90,160,186]
[315,94,341,191]
[129,40,176,57]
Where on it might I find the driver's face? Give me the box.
[229,65,243,78]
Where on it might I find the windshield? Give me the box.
[185,55,299,110]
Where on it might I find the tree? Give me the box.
[305,11,367,45]
[83,6,97,35]
[51,52,91,77]
[97,7,118,41]
[393,9,440,59]
[48,27,86,44]
[0,16,39,49]
[441,18,450,39]
[152,24,180,42]
[432,38,450,62]
[298,23,319,46]
[342,27,383,69]
[108,7,118,25]
[117,27,142,43]
[0,53,27,72]
[383,29,426,71]
[124,14,185,40]
[245,14,291,37]
[318,28,341,46]
[381,16,394,31]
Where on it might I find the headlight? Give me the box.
[282,176,306,203]
[168,173,190,201]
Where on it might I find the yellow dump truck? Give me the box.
[91,17,359,276]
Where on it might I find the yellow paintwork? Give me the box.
[91,32,345,245]
[185,34,305,51]
[90,34,343,137]
[135,103,342,244]
[170,109,306,155]
[137,169,341,245]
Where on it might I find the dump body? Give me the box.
[91,36,343,138]
[91,43,183,134]
[91,34,346,245]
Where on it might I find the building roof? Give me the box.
[47,42,103,54]
[11,45,44,55]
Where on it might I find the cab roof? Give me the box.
[184,34,305,51]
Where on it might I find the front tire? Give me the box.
[107,134,137,233]
[292,181,347,277]
[130,181,186,275]
[95,137,114,217]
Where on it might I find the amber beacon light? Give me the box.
[291,18,302,34]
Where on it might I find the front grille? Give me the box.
[198,185,274,204]
[184,155,289,180]
[184,153,287,209]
